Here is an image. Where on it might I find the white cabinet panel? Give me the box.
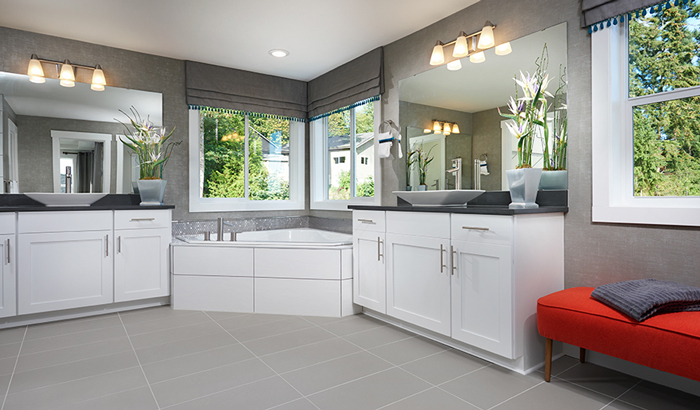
[172,246,253,277]
[18,211,111,233]
[0,234,16,318]
[386,211,450,238]
[386,233,451,336]
[451,214,513,246]
[114,209,171,230]
[0,214,15,235]
[255,278,341,317]
[172,275,253,312]
[18,230,113,314]
[353,211,385,233]
[451,239,514,358]
[353,230,386,313]
[255,248,340,280]
[114,228,170,302]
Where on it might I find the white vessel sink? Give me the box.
[393,190,485,206]
[25,193,108,207]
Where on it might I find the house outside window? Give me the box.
[591,5,700,226]
[310,98,381,210]
[188,107,305,212]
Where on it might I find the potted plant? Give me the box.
[416,146,434,191]
[405,149,418,190]
[498,45,552,208]
[118,108,179,205]
[540,65,568,190]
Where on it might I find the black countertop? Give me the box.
[349,190,568,215]
[0,194,174,212]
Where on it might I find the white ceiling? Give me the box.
[0,0,481,81]
[399,23,568,113]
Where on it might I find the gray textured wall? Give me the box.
[399,101,473,189]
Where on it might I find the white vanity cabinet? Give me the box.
[17,211,113,315]
[385,211,451,336]
[352,211,386,313]
[0,214,16,318]
[114,210,171,302]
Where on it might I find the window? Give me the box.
[592,6,700,226]
[310,98,381,210]
[188,107,305,212]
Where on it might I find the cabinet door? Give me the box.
[18,231,113,314]
[114,228,170,302]
[353,230,386,313]
[0,234,16,318]
[451,239,514,358]
[386,233,451,336]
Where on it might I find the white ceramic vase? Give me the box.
[137,179,167,205]
[506,168,542,209]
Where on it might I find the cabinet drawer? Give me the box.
[386,211,449,238]
[115,210,171,230]
[353,211,385,233]
[0,214,15,235]
[173,246,253,277]
[19,211,112,234]
[451,214,513,246]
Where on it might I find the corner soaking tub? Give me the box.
[172,228,358,317]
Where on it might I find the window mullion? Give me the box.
[350,109,357,198]
[244,114,250,199]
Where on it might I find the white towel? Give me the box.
[397,133,403,158]
[479,160,490,175]
[378,132,393,159]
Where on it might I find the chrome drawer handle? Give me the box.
[451,246,456,276]
[130,218,155,222]
[105,235,109,257]
[462,226,489,231]
[377,237,383,261]
[358,219,375,224]
[440,244,447,273]
[6,239,9,264]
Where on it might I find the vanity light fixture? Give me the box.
[495,42,512,56]
[429,41,445,66]
[26,55,108,91]
[446,59,462,71]
[432,120,459,135]
[433,120,442,133]
[443,123,452,136]
[429,21,504,67]
[452,123,460,134]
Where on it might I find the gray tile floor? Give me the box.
[0,308,697,410]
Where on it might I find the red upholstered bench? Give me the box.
[537,287,700,382]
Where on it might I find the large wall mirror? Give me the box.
[399,22,567,191]
[0,71,162,194]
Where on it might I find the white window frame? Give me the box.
[188,109,305,212]
[592,22,700,227]
[310,99,382,211]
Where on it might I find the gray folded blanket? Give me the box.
[591,279,700,322]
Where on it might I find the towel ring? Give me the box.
[479,153,488,161]
[379,119,398,133]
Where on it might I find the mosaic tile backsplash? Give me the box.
[172,216,352,237]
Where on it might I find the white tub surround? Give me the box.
[0,207,172,328]
[172,228,357,317]
[351,208,564,375]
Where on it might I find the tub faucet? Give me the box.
[216,217,234,241]
[446,158,462,190]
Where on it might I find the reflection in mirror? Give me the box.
[0,71,162,194]
[399,23,567,191]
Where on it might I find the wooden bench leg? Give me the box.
[545,338,553,382]
[580,347,586,363]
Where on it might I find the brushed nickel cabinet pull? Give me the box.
[462,226,489,231]
[358,219,375,224]
[377,237,384,261]
[440,244,447,273]
[105,235,109,257]
[118,236,121,254]
[130,218,155,222]
[6,239,9,264]
[451,246,457,276]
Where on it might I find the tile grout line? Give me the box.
[1,326,27,410]
[599,379,645,410]
[203,312,324,410]
[117,312,162,410]
[485,380,546,410]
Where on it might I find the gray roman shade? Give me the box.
[582,0,664,29]
[307,47,384,120]
[185,61,307,121]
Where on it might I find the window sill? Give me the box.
[310,197,378,212]
[189,198,305,213]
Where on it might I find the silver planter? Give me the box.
[506,168,542,209]
[539,170,568,190]
[137,179,167,205]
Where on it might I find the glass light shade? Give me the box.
[452,123,460,134]
[430,41,445,66]
[59,60,75,87]
[423,129,431,133]
[452,34,469,58]
[443,123,451,135]
[470,52,486,64]
[495,42,512,56]
[91,65,106,91]
[433,120,442,133]
[446,60,462,71]
[27,55,45,83]
[478,24,495,49]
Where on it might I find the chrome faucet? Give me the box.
[216,217,234,241]
[446,158,462,190]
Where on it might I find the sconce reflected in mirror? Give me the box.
[27,54,107,91]
[431,120,460,135]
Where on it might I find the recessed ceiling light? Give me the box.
[269,49,289,58]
